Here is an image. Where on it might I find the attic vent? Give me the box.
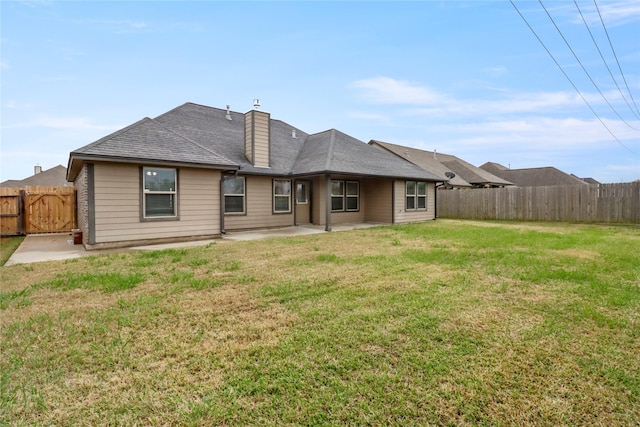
[292,130,297,138]
[225,105,232,120]
[434,149,437,159]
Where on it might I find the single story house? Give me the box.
[370,140,513,188]
[67,102,445,249]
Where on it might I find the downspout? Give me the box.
[391,180,395,224]
[220,175,226,234]
[325,174,332,232]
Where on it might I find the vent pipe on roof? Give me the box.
[253,99,260,109]
[34,164,42,175]
[434,149,437,160]
[292,130,297,139]
[225,105,232,120]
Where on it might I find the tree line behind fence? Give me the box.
[436,182,639,224]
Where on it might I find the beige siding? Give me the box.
[244,113,253,163]
[244,110,270,167]
[92,163,220,246]
[393,180,436,224]
[253,111,270,167]
[363,178,393,223]
[312,176,326,225]
[224,175,294,231]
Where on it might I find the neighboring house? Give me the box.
[571,175,601,185]
[67,102,444,250]
[370,140,512,188]
[1,165,71,188]
[480,162,591,187]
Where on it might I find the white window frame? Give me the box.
[406,181,427,211]
[223,176,246,214]
[142,167,178,219]
[273,179,292,213]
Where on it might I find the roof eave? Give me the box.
[66,153,239,182]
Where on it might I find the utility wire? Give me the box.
[539,0,638,131]
[509,0,637,155]
[593,0,640,116]
[574,0,640,119]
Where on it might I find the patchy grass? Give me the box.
[0,236,24,266]
[0,220,638,425]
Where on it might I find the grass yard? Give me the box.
[0,236,24,266]
[1,220,638,426]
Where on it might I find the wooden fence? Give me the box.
[436,182,639,224]
[1,186,76,236]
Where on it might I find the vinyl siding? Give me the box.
[224,175,294,230]
[363,178,393,223]
[252,112,270,167]
[393,180,436,223]
[92,163,220,245]
[244,110,270,167]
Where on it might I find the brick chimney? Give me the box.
[244,108,270,168]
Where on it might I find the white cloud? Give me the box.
[351,76,635,119]
[349,77,450,105]
[573,0,640,27]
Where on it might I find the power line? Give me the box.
[593,0,640,117]
[574,0,640,119]
[538,0,638,131]
[509,0,637,155]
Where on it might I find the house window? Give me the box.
[143,167,177,218]
[273,179,292,213]
[346,181,359,211]
[406,181,427,211]
[331,180,360,212]
[331,180,344,211]
[223,176,245,214]
[296,182,308,204]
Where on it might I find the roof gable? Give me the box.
[71,117,237,167]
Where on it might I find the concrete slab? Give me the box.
[4,223,381,266]
[4,233,89,266]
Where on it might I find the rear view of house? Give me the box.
[67,102,444,249]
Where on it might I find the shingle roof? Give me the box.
[71,116,236,168]
[370,140,511,187]
[1,165,71,187]
[68,102,443,182]
[480,162,589,187]
[294,130,442,180]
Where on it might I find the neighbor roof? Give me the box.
[68,102,442,182]
[370,140,512,187]
[480,162,589,187]
[1,165,71,188]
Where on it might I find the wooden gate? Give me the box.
[1,188,24,236]
[0,186,76,236]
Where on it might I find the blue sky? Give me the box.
[2,0,639,183]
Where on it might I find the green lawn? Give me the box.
[1,220,638,426]
[0,236,23,266]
